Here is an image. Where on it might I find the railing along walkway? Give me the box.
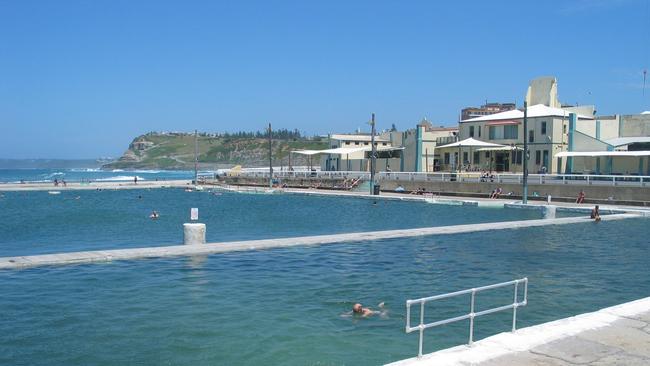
[406,278,528,358]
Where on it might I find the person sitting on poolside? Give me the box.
[576,190,585,204]
[490,187,502,199]
[590,205,601,221]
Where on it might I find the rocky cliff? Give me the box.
[102,133,327,170]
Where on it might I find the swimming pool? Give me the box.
[0,189,551,257]
[1,218,647,365]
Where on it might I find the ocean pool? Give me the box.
[0,189,553,257]
[1,218,647,365]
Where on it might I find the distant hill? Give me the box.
[102,132,328,170]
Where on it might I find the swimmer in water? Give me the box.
[351,302,386,317]
[150,210,159,219]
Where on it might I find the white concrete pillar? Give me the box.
[543,206,556,219]
[183,223,206,245]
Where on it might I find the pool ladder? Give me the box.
[405,277,528,358]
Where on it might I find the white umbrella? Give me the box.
[437,137,506,149]
[437,138,506,172]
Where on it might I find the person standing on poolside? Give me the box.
[576,190,585,204]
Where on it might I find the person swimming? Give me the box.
[351,302,386,317]
[150,210,159,219]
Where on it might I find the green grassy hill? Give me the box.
[102,133,328,170]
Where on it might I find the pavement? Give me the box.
[388,297,650,366]
[216,184,650,215]
[0,180,192,191]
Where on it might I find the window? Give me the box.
[488,126,504,139]
[504,125,518,139]
[463,152,469,164]
[364,142,368,145]
[345,141,350,145]
[469,126,474,137]
[514,149,522,164]
[543,150,549,168]
[382,142,387,146]
[355,141,359,145]
[541,121,547,135]
[478,126,481,138]
[529,130,534,143]
[444,152,450,164]
[563,124,567,134]
[473,151,480,164]
[485,152,490,158]
[535,150,541,165]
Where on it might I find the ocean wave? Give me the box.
[69,168,101,172]
[130,170,161,174]
[41,172,65,179]
[111,169,124,172]
[95,175,145,182]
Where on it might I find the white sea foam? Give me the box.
[69,168,101,172]
[111,169,124,172]
[42,172,65,179]
[130,170,161,174]
[95,175,145,182]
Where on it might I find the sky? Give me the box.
[1,0,649,159]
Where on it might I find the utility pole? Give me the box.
[268,123,273,188]
[370,113,377,195]
[194,129,198,184]
[523,102,529,204]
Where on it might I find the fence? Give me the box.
[232,170,650,187]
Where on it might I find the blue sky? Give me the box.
[1,0,649,158]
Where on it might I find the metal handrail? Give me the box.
[233,170,649,187]
[405,278,528,358]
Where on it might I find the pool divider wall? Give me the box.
[0,213,640,270]
[183,223,206,245]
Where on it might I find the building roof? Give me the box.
[329,134,390,142]
[555,151,650,158]
[460,104,593,123]
[604,137,650,147]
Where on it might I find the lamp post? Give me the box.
[523,102,529,204]
[194,129,198,184]
[268,123,273,188]
[370,113,377,195]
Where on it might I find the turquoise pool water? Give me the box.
[0,189,548,257]
[1,218,648,365]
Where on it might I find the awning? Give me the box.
[291,146,401,156]
[603,137,650,147]
[291,150,324,156]
[486,121,521,126]
[555,151,650,158]
[437,137,506,149]
[476,146,523,151]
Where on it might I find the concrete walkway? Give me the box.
[0,179,191,191]
[388,297,650,366]
[216,184,650,215]
[0,213,638,270]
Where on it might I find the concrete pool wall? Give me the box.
[0,213,639,270]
